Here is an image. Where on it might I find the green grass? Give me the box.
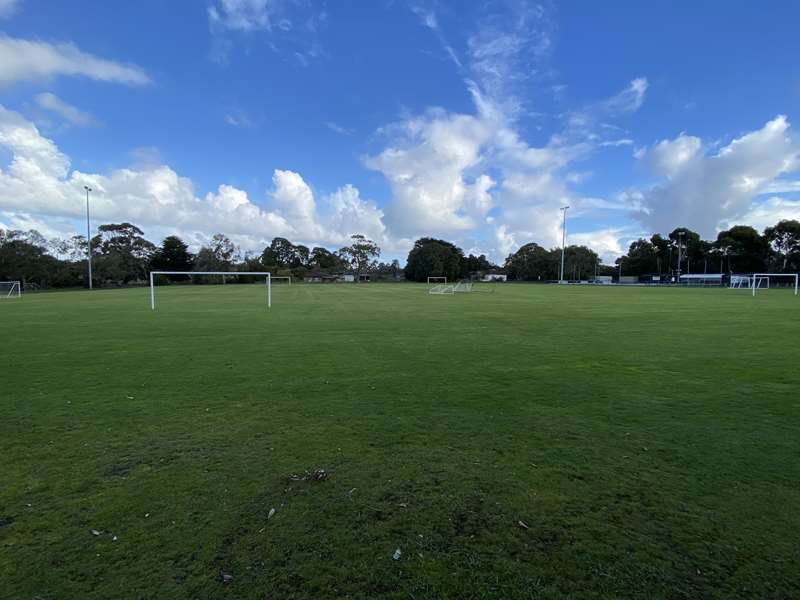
[2,283,799,599]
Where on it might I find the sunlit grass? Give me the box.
[2,283,799,598]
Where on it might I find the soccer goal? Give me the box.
[730,275,751,289]
[1,281,21,298]
[751,273,799,296]
[429,284,454,295]
[149,271,272,310]
[454,281,473,293]
[427,276,447,285]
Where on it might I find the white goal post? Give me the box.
[0,281,21,298]
[149,271,272,310]
[429,284,454,295]
[751,273,799,296]
[427,276,447,284]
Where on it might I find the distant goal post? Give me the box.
[751,273,799,296]
[149,271,272,310]
[0,281,21,298]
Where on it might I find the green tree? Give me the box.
[619,239,658,276]
[650,234,670,275]
[764,219,800,271]
[715,225,768,273]
[151,236,194,273]
[309,246,343,271]
[562,245,601,280]
[262,237,303,268]
[92,223,156,283]
[339,234,381,281]
[503,243,553,281]
[404,238,465,282]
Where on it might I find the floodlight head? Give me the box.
[84,185,92,192]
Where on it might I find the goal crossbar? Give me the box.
[751,273,799,296]
[149,271,272,310]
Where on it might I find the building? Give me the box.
[482,273,507,282]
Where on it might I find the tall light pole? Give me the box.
[84,185,93,290]
[676,230,685,283]
[559,205,569,283]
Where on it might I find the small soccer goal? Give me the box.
[149,271,273,310]
[0,281,21,298]
[454,281,473,293]
[429,284,454,295]
[730,275,751,289]
[751,273,799,296]
[427,276,447,285]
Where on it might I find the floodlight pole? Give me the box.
[676,231,685,282]
[559,205,569,283]
[84,185,93,289]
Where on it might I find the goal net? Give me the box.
[427,276,447,285]
[751,273,799,296]
[0,281,21,298]
[454,281,473,293]
[429,284,454,295]
[149,271,273,310]
[729,275,751,289]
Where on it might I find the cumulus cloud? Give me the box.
[365,108,494,236]
[632,115,799,236]
[736,196,800,232]
[0,104,385,252]
[568,228,630,263]
[0,35,150,87]
[34,92,98,127]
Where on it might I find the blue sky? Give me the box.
[1,0,799,262]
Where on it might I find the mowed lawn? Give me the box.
[1,283,799,599]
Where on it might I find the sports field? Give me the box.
[2,283,799,599]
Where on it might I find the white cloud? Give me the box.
[601,77,649,114]
[365,108,494,236]
[34,92,98,127]
[0,35,150,87]
[224,110,254,128]
[0,0,20,18]
[633,115,800,236]
[760,178,800,194]
[466,0,552,109]
[209,0,273,32]
[324,121,354,136]
[569,228,629,263]
[0,105,386,253]
[734,196,800,232]
[209,0,326,65]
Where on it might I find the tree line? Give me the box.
[613,221,800,277]
[0,224,388,288]
[3,218,798,288]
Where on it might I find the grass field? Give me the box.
[2,283,799,599]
